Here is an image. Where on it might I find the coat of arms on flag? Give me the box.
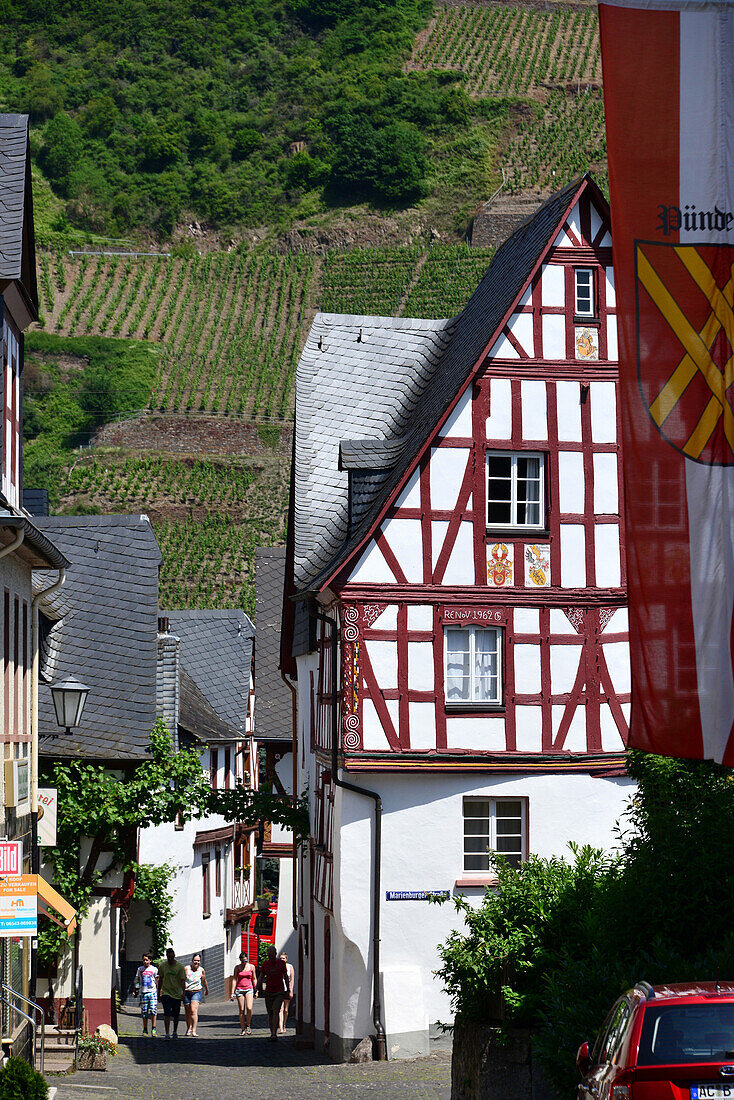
[636,242,734,467]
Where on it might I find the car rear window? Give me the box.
[638,1003,734,1065]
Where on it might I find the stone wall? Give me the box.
[93,414,293,458]
[471,200,544,250]
[451,1020,556,1100]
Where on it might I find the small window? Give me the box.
[486,452,544,529]
[463,798,525,872]
[224,748,231,790]
[210,749,218,791]
[446,627,502,705]
[215,848,222,897]
[202,856,211,918]
[575,267,595,317]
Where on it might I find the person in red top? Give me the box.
[259,945,289,1041]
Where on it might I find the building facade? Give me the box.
[282,175,635,1060]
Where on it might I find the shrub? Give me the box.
[0,1056,48,1100]
[39,113,85,196]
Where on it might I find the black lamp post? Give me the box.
[50,676,90,736]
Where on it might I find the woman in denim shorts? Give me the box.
[183,954,209,1037]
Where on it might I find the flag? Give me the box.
[599,0,734,761]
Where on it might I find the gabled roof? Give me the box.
[33,515,162,760]
[163,610,254,736]
[292,314,455,591]
[254,547,292,742]
[0,114,38,316]
[290,175,602,598]
[179,667,240,744]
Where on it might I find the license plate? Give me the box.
[691,1088,734,1098]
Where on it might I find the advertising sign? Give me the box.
[0,875,37,936]
[38,788,58,847]
[599,0,734,761]
[0,842,22,876]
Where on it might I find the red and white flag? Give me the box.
[599,0,734,761]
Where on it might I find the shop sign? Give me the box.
[0,842,22,876]
[0,875,37,936]
[38,788,58,847]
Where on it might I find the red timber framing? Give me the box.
[311,763,334,912]
[321,180,627,774]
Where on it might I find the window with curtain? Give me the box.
[445,627,502,705]
[486,451,544,529]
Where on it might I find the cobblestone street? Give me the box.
[48,1000,452,1100]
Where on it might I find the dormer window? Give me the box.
[574,268,595,318]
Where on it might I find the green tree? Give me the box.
[39,113,85,196]
[372,121,427,203]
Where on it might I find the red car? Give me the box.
[577,981,734,1099]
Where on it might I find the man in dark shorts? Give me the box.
[259,945,289,1041]
[155,948,186,1039]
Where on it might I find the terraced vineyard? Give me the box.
[409,3,601,96]
[59,453,289,612]
[42,249,314,419]
[39,244,499,422]
[408,2,606,196]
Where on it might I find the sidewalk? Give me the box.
[47,997,451,1099]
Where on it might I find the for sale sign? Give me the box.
[0,842,23,876]
[0,875,37,936]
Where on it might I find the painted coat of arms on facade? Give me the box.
[575,326,599,360]
[524,544,550,587]
[487,542,513,586]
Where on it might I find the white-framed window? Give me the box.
[445,626,502,705]
[575,267,595,316]
[486,451,544,529]
[463,797,526,871]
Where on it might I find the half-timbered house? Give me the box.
[281,175,635,1061]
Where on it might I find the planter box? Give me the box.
[77,1050,107,1071]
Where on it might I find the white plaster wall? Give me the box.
[445,716,505,751]
[365,639,397,688]
[381,518,423,584]
[593,453,618,514]
[441,521,475,585]
[566,201,581,241]
[607,314,618,360]
[542,263,565,307]
[595,524,621,588]
[556,382,582,442]
[542,314,566,360]
[590,382,617,443]
[550,643,583,693]
[327,771,635,1040]
[514,607,539,634]
[514,643,541,693]
[590,205,603,243]
[440,388,472,438]
[521,381,547,440]
[394,469,421,509]
[515,706,543,752]
[431,448,469,511]
[271,752,294,845]
[510,313,534,358]
[407,604,433,631]
[606,266,616,307]
[489,333,520,359]
[558,450,585,514]
[485,379,512,440]
[350,539,395,584]
[408,642,433,692]
[560,524,586,587]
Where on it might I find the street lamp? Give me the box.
[50,676,90,736]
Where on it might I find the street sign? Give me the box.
[0,842,23,876]
[385,890,450,901]
[0,875,37,936]
[38,788,57,847]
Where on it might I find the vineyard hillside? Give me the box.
[39,243,496,419]
[408,1,607,197]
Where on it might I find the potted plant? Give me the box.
[77,1035,117,1071]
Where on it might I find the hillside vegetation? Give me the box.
[39,243,496,417]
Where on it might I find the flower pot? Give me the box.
[77,1050,107,1071]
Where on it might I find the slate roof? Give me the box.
[293,315,455,591]
[179,667,239,744]
[290,175,594,596]
[0,507,69,569]
[254,547,292,742]
[33,515,162,760]
[163,610,254,737]
[0,114,38,312]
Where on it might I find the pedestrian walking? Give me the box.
[231,951,258,1035]
[259,945,289,1041]
[278,952,295,1035]
[134,953,159,1036]
[183,953,209,1037]
[155,948,186,1039]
